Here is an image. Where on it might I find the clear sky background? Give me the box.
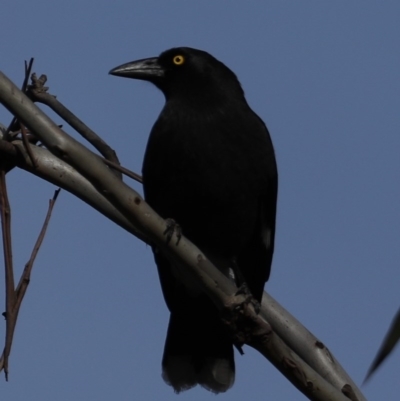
[1,2,399,400]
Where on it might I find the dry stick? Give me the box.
[19,124,38,169]
[0,177,59,375]
[28,74,122,179]
[4,59,34,140]
[103,158,142,184]
[22,59,35,93]
[0,188,60,379]
[14,189,60,307]
[364,308,400,383]
[0,170,14,379]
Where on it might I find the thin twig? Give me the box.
[19,124,38,169]
[0,170,14,379]
[0,187,60,380]
[22,59,34,93]
[4,58,34,140]
[364,307,400,383]
[28,74,122,179]
[103,158,142,183]
[0,170,14,302]
[15,189,60,303]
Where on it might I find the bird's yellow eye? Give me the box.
[173,55,185,65]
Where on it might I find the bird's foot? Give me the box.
[163,218,182,246]
[225,286,260,353]
[235,282,251,296]
[235,283,261,314]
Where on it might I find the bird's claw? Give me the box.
[163,218,182,246]
[235,283,261,314]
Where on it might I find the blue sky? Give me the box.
[1,2,399,400]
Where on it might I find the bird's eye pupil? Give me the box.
[173,55,185,65]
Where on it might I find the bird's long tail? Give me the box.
[162,307,235,394]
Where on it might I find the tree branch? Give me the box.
[0,188,59,378]
[0,170,14,379]
[0,69,366,401]
[27,73,122,179]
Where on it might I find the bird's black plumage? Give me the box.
[110,47,278,393]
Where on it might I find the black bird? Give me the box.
[109,47,278,393]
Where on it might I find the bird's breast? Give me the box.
[142,105,268,255]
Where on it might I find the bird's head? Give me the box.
[109,47,244,103]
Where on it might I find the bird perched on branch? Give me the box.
[109,47,278,394]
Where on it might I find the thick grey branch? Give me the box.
[0,70,366,401]
[0,134,364,400]
[0,137,145,242]
[261,293,363,400]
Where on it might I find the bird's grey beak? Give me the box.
[109,57,164,81]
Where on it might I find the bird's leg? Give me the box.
[163,218,182,246]
[231,259,253,298]
[231,259,261,314]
